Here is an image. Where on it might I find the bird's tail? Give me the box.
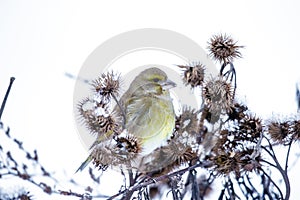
[75,156,92,173]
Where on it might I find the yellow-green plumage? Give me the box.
[76,67,176,172]
[125,89,174,153]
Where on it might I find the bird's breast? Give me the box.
[125,95,175,153]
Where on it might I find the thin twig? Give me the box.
[121,169,135,200]
[285,141,293,172]
[260,159,277,168]
[108,162,204,200]
[260,169,284,199]
[262,136,291,199]
[0,77,15,120]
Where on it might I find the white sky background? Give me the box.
[1,0,300,199]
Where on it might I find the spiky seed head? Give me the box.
[291,119,300,141]
[209,148,261,177]
[203,76,234,114]
[169,145,197,166]
[91,71,121,100]
[238,114,262,141]
[227,102,248,121]
[210,152,241,176]
[77,96,122,139]
[208,33,243,63]
[238,148,261,173]
[211,129,230,153]
[175,106,199,135]
[116,134,142,154]
[178,64,205,88]
[267,120,291,144]
[142,142,197,176]
[91,143,117,170]
[88,114,118,136]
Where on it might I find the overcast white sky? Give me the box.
[1,1,300,199]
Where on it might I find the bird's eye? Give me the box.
[152,78,160,82]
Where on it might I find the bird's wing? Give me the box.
[126,96,152,131]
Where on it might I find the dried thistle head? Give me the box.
[203,76,234,114]
[238,114,263,142]
[142,141,198,176]
[84,112,119,136]
[238,148,262,173]
[178,63,205,88]
[210,151,241,176]
[211,129,232,153]
[77,97,108,119]
[98,114,120,134]
[141,129,199,175]
[91,143,118,170]
[209,148,261,177]
[77,97,121,138]
[291,119,300,140]
[116,134,142,155]
[212,115,262,154]
[199,105,220,127]
[175,106,199,135]
[208,34,243,63]
[91,71,121,100]
[227,102,248,121]
[267,120,291,144]
[167,140,198,166]
[77,97,106,119]
[91,136,140,170]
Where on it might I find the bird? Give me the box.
[76,67,176,172]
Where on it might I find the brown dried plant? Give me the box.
[1,34,299,200]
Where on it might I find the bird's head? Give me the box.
[130,68,176,95]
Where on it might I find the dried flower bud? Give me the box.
[91,71,121,100]
[291,119,300,141]
[212,114,262,154]
[208,34,243,63]
[142,140,198,176]
[116,134,142,154]
[203,76,233,114]
[91,142,118,169]
[238,114,262,141]
[227,102,248,121]
[175,106,199,135]
[77,97,121,138]
[78,97,107,119]
[209,148,261,177]
[211,129,232,153]
[88,132,146,171]
[267,120,291,144]
[178,64,205,88]
[170,144,198,166]
[85,113,119,137]
[210,152,240,176]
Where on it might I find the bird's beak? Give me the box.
[162,79,176,90]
